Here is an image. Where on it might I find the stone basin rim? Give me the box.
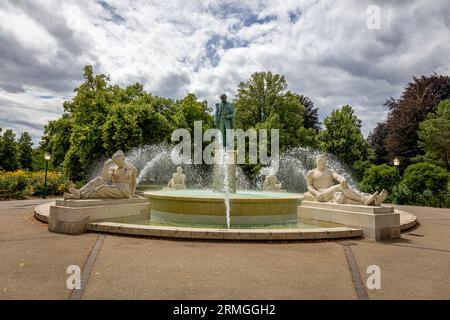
[143,189,303,203]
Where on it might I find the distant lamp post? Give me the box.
[393,157,400,205]
[43,152,51,199]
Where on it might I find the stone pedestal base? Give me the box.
[48,197,150,235]
[298,201,400,241]
[212,149,237,193]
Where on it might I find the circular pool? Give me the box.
[144,189,302,226]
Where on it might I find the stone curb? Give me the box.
[34,201,417,241]
[86,221,363,241]
[397,209,418,231]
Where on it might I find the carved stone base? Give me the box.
[48,197,150,235]
[298,201,400,241]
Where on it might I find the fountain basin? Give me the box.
[144,189,302,225]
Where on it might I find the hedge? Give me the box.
[0,170,71,199]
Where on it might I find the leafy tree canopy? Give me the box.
[0,129,19,171]
[414,99,450,168]
[42,65,213,180]
[368,121,389,165]
[319,105,374,168]
[17,132,34,170]
[234,71,318,149]
[384,74,450,166]
[297,94,320,131]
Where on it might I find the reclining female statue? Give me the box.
[64,150,137,199]
[303,154,387,206]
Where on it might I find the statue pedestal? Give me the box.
[298,201,400,241]
[212,149,237,193]
[48,197,150,234]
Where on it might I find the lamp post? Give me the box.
[393,157,400,205]
[43,152,51,199]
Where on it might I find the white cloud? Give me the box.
[0,0,449,145]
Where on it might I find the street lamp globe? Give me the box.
[393,158,400,166]
[44,152,51,161]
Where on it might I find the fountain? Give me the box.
[35,143,417,241]
[142,94,303,229]
[35,94,416,241]
[138,144,360,229]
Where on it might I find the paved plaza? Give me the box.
[0,199,449,300]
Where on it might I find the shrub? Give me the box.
[359,164,399,203]
[400,162,450,207]
[0,170,72,199]
[352,160,373,182]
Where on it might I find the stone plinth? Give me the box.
[48,197,150,235]
[212,149,237,193]
[298,201,400,241]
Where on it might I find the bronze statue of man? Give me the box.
[215,94,235,147]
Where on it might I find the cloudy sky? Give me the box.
[1,0,449,145]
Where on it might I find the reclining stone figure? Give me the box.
[303,154,387,206]
[64,150,137,199]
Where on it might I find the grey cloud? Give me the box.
[0,93,60,144]
[0,0,96,94]
[154,72,191,99]
[0,83,25,93]
[0,96,60,114]
[98,0,125,24]
[307,1,450,88]
[0,117,44,131]
[0,0,449,142]
[9,0,86,56]
[0,30,82,93]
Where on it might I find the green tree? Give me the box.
[235,72,287,126]
[359,164,398,201]
[41,65,215,181]
[384,74,450,166]
[319,105,374,170]
[136,101,174,146]
[102,104,144,153]
[414,99,450,168]
[43,113,73,169]
[297,127,320,149]
[63,65,111,176]
[400,162,450,207]
[297,94,320,131]
[0,129,19,171]
[17,132,34,170]
[173,93,213,133]
[32,146,54,172]
[234,71,306,148]
[351,160,372,182]
[368,121,389,164]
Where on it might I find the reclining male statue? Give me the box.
[64,150,137,199]
[303,154,388,206]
